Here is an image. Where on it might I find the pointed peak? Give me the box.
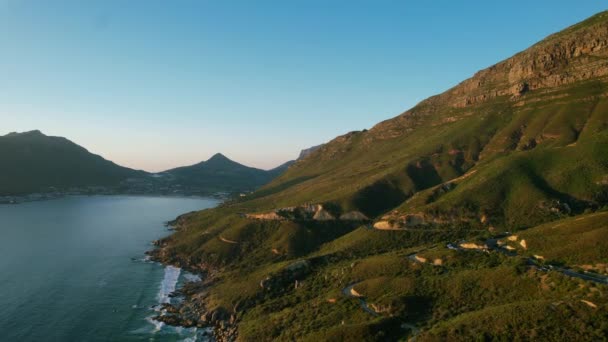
[208,153,230,161]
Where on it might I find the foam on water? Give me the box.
[147,265,182,332]
[158,265,181,304]
[146,264,212,340]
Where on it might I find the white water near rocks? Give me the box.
[159,266,182,304]
[148,265,214,341]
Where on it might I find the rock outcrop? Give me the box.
[246,204,368,222]
[246,212,284,220]
[438,13,608,109]
[339,211,369,221]
[459,242,488,250]
[373,221,395,230]
[260,260,311,292]
[313,209,335,221]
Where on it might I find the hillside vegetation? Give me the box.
[152,11,608,341]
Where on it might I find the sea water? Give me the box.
[0,196,217,341]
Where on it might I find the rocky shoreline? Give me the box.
[147,239,239,342]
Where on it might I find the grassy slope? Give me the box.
[157,11,608,341]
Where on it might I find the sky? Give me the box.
[0,1,606,172]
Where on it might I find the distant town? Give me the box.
[0,174,246,205]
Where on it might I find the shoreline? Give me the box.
[146,200,238,341]
[147,246,239,341]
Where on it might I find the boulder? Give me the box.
[373,221,394,230]
[414,255,428,263]
[520,239,528,249]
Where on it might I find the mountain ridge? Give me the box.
[150,11,608,341]
[163,152,292,193]
[0,131,293,196]
[0,130,145,195]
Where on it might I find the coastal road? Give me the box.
[447,239,608,285]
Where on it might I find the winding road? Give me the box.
[342,282,420,341]
[445,239,608,285]
[341,283,378,316]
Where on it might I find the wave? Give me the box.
[158,265,181,304]
[146,265,212,340]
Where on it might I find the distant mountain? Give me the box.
[0,130,144,195]
[0,131,293,197]
[164,153,290,193]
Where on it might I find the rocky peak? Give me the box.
[362,11,608,141]
[440,11,608,108]
[297,144,323,160]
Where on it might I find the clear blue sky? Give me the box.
[1,1,605,172]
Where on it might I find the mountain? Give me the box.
[0,131,293,197]
[164,153,291,193]
[297,144,323,160]
[153,12,608,341]
[267,160,296,178]
[0,130,144,195]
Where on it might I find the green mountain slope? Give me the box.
[152,11,608,341]
[0,130,144,195]
[164,153,293,193]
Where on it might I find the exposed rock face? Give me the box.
[260,260,311,292]
[298,144,324,160]
[370,303,392,314]
[440,14,608,109]
[350,287,363,298]
[459,242,488,250]
[246,212,283,220]
[366,12,608,142]
[373,221,395,230]
[403,214,426,226]
[246,204,368,222]
[313,209,335,221]
[339,211,369,221]
[520,239,528,249]
[414,255,428,263]
[374,212,459,229]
